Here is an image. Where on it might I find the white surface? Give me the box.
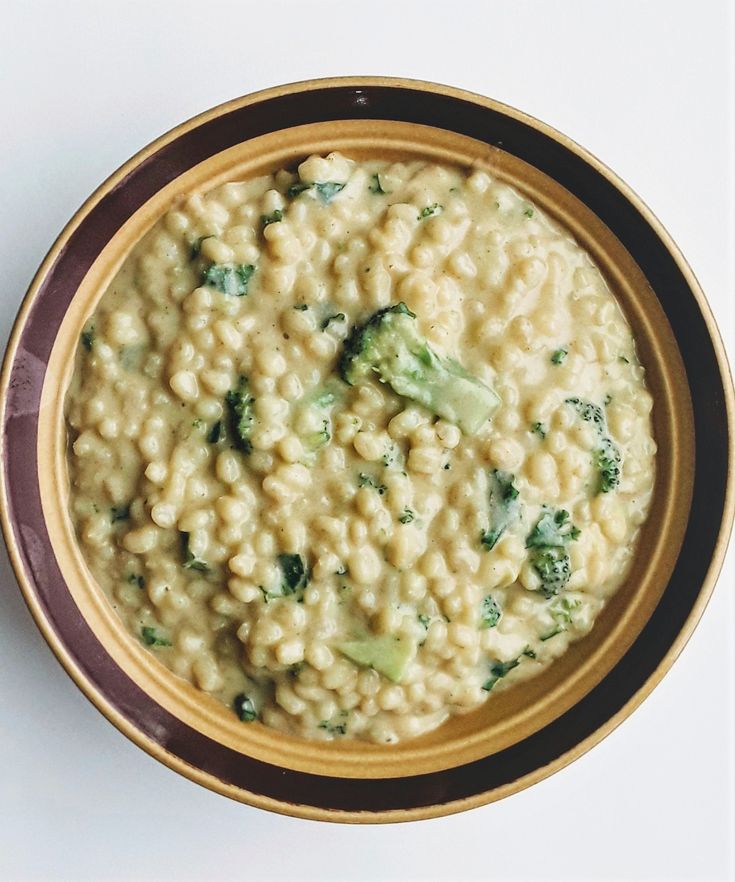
[0,1,733,880]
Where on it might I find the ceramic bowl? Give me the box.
[1,77,733,822]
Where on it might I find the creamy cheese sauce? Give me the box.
[65,153,656,743]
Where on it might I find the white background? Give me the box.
[0,2,733,880]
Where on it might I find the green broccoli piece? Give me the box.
[318,711,349,735]
[226,378,255,454]
[339,303,500,434]
[541,595,582,641]
[338,633,414,683]
[233,693,257,722]
[321,312,346,331]
[261,209,283,227]
[303,419,331,453]
[141,626,171,647]
[369,173,388,194]
[566,398,622,493]
[287,181,345,203]
[482,657,520,691]
[526,508,580,598]
[418,203,442,220]
[480,469,520,551]
[202,263,254,296]
[190,235,214,259]
[480,594,501,628]
[180,532,209,573]
[80,325,95,351]
[110,504,130,523]
[207,420,222,444]
[482,648,537,690]
[276,553,308,597]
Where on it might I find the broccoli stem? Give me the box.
[339,303,499,434]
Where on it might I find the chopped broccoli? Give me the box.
[110,504,130,523]
[190,235,214,259]
[141,626,171,647]
[207,420,222,444]
[417,613,431,630]
[526,509,580,598]
[318,711,349,735]
[551,347,568,365]
[314,181,345,203]
[126,573,145,589]
[358,472,387,495]
[531,547,571,599]
[321,312,346,331]
[338,633,414,682]
[369,173,388,194]
[287,180,345,203]
[480,470,520,551]
[522,204,534,218]
[482,657,520,691]
[480,595,501,628]
[225,378,255,454]
[399,508,415,524]
[261,209,283,227]
[80,325,95,351]
[201,263,255,296]
[418,203,442,220]
[276,553,308,597]
[180,532,209,572]
[531,422,547,439]
[541,595,582,640]
[303,418,331,453]
[526,508,580,547]
[298,382,343,456]
[340,303,499,434]
[566,398,622,493]
[233,693,257,722]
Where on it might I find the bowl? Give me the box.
[1,77,733,822]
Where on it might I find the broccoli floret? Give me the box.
[226,378,255,454]
[526,508,580,598]
[566,397,622,493]
[339,303,500,434]
[541,595,582,641]
[480,469,520,550]
[201,263,254,296]
[526,508,580,547]
[480,594,501,628]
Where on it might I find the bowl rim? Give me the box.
[1,75,734,823]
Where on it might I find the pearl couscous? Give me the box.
[66,152,655,743]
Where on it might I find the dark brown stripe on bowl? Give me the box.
[2,79,732,817]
